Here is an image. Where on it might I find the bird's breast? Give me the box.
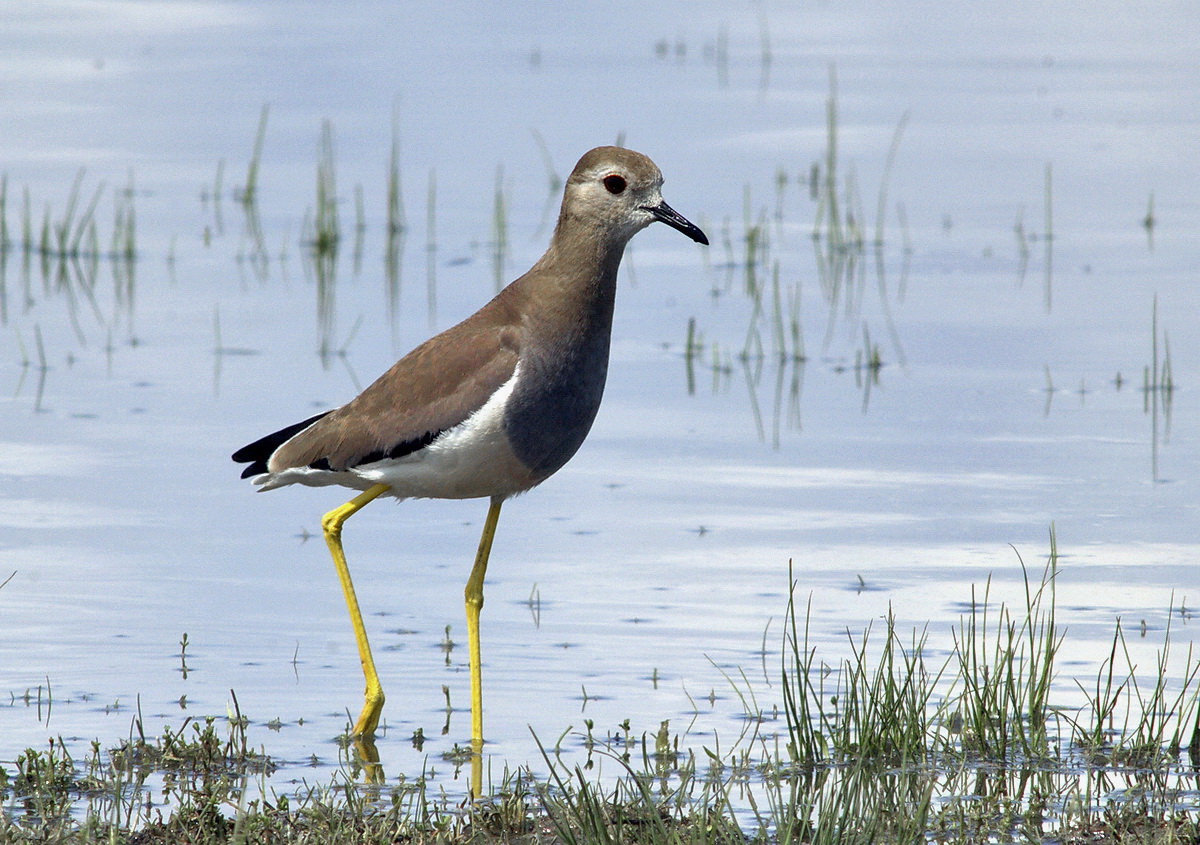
[502,326,611,480]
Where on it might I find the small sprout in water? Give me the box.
[178,632,190,679]
[441,743,472,765]
[655,720,677,766]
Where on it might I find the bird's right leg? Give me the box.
[322,482,392,738]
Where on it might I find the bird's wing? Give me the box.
[266,300,523,473]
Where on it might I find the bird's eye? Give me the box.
[603,174,627,194]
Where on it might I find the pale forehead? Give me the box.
[568,146,663,186]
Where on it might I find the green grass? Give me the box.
[425,168,437,327]
[1146,294,1175,399]
[384,114,408,339]
[1044,161,1054,311]
[492,165,509,292]
[236,105,269,209]
[3,531,1198,843]
[311,120,340,257]
[301,119,342,360]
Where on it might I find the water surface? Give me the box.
[1,0,1196,798]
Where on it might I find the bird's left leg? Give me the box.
[465,496,503,795]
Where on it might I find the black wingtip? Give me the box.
[240,461,268,479]
[232,410,333,476]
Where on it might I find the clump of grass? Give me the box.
[946,545,1060,763]
[782,528,1199,770]
[1071,608,1200,768]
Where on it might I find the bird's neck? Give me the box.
[524,217,630,330]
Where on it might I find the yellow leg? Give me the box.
[465,496,503,795]
[322,482,391,739]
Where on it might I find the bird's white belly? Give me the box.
[359,369,536,499]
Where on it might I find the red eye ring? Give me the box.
[603,174,627,194]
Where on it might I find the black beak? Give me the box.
[645,200,709,245]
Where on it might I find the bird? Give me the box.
[231,145,708,770]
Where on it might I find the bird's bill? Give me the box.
[646,201,709,245]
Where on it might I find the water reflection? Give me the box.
[425,170,437,328]
[1043,162,1054,313]
[1146,296,1175,484]
[737,356,805,448]
[385,119,407,345]
[530,130,563,240]
[0,171,140,399]
[234,107,271,282]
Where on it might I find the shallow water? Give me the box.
[1,0,1197,800]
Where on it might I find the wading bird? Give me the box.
[233,146,707,785]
